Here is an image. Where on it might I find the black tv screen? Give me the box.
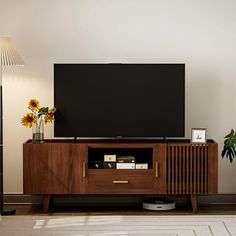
[54,63,185,138]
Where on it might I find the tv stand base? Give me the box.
[42,194,199,213]
[190,195,198,213]
[43,195,52,213]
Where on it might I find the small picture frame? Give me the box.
[191,128,207,144]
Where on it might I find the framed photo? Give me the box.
[191,128,207,144]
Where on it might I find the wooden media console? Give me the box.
[23,139,218,213]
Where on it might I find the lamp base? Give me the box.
[1,207,16,215]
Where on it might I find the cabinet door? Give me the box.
[72,143,87,194]
[153,144,167,194]
[23,143,50,194]
[49,143,77,194]
[164,142,218,195]
[23,143,86,194]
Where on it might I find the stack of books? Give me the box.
[116,156,135,169]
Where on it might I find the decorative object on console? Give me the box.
[104,154,116,162]
[91,160,103,169]
[222,129,236,162]
[103,154,116,169]
[117,156,135,163]
[191,128,206,144]
[103,162,116,169]
[21,99,56,143]
[135,163,148,169]
[0,37,24,215]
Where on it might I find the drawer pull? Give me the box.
[83,161,86,178]
[113,180,129,184]
[156,162,159,178]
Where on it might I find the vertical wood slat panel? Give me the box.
[182,146,185,194]
[190,145,193,194]
[197,146,200,194]
[165,143,216,195]
[195,146,197,194]
[175,146,178,194]
[171,146,175,194]
[168,146,171,194]
[204,145,208,193]
[179,146,182,194]
[200,146,203,194]
[186,146,189,194]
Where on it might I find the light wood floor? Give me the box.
[8,204,236,216]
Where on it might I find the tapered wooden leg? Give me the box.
[190,194,198,213]
[43,195,51,213]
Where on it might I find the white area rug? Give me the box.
[0,215,236,236]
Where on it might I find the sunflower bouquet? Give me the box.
[21,99,56,127]
[21,99,56,142]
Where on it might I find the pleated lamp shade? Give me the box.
[0,37,24,66]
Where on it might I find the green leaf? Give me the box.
[222,148,227,157]
[222,129,236,162]
[38,107,49,115]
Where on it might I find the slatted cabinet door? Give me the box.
[165,143,218,195]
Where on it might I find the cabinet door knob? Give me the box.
[113,180,129,184]
[82,161,86,178]
[156,162,159,178]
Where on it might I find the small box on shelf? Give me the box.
[136,163,148,169]
[91,160,103,169]
[104,154,116,162]
[103,162,116,169]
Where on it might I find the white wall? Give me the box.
[0,0,236,194]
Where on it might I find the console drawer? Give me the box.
[86,169,154,194]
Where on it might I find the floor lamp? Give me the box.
[0,37,24,215]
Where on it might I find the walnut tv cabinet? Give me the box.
[23,139,218,213]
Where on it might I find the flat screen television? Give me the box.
[54,63,185,138]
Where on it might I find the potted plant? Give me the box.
[222,129,236,162]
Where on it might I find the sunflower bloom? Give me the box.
[28,99,40,111]
[21,113,37,127]
[45,111,55,124]
[45,107,56,124]
[49,107,56,113]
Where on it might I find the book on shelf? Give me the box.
[117,156,135,163]
[116,163,135,169]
